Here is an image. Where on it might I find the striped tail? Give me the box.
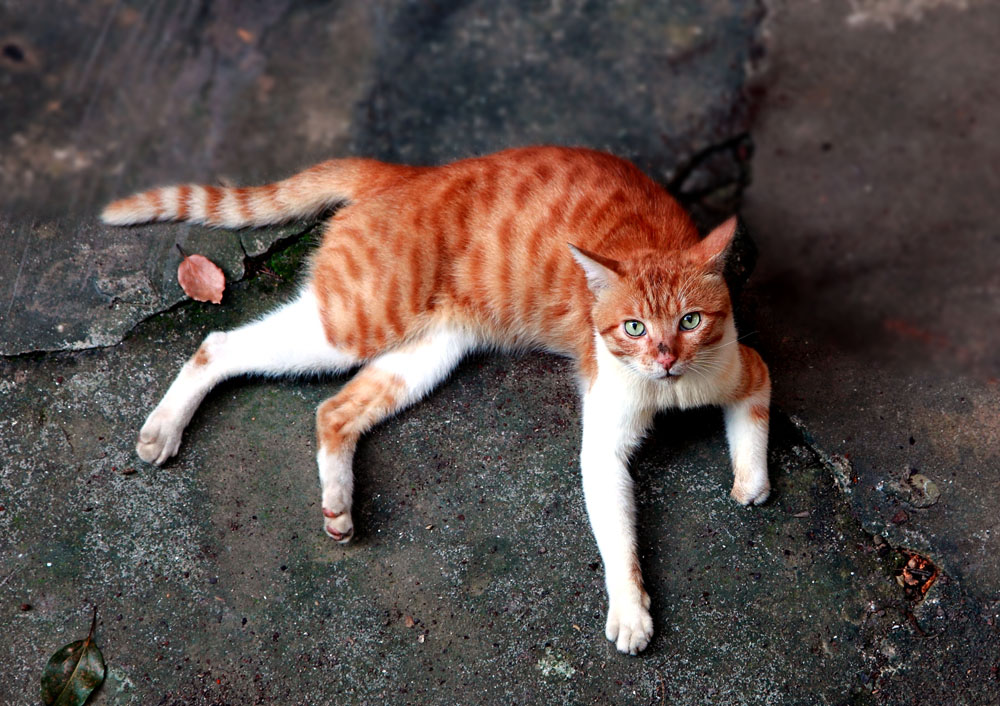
[101,158,405,228]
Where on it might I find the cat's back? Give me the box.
[408,145,697,250]
[311,146,699,357]
[332,145,701,292]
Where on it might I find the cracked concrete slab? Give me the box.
[3,0,998,704]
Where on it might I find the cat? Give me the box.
[101,146,771,655]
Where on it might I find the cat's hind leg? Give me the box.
[314,326,473,542]
[137,287,358,465]
[724,345,772,505]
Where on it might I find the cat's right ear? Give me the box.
[689,216,738,273]
[568,244,622,294]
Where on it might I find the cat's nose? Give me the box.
[657,353,677,370]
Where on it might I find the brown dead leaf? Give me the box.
[403,615,415,629]
[177,248,225,304]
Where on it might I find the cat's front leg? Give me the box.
[724,345,772,506]
[580,381,654,655]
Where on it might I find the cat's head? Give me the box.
[570,217,738,381]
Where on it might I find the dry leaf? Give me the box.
[404,615,415,628]
[40,607,105,706]
[177,247,225,304]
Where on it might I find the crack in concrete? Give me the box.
[786,411,953,624]
[667,132,755,200]
[0,219,322,360]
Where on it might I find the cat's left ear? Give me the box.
[689,216,738,274]
[568,244,623,294]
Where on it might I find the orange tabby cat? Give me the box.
[102,146,770,654]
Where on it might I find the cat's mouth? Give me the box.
[650,369,682,381]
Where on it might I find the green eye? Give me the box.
[679,312,702,331]
[623,320,646,337]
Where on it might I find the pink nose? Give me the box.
[657,353,677,370]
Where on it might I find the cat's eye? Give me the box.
[679,312,702,331]
[623,320,646,337]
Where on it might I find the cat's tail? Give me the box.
[101,158,414,228]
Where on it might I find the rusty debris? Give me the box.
[896,551,939,601]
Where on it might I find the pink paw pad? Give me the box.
[324,523,354,542]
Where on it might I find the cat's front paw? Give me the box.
[730,478,770,506]
[136,407,184,465]
[323,507,354,544]
[605,598,653,655]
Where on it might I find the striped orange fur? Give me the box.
[101,158,420,228]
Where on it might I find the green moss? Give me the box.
[265,229,320,281]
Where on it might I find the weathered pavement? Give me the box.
[1,1,998,704]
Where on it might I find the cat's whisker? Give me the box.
[684,365,712,383]
[700,332,757,355]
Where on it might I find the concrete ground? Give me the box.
[1,1,997,704]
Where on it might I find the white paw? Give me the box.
[136,407,185,465]
[731,478,770,506]
[605,598,653,655]
[322,508,354,544]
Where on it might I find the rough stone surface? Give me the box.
[2,0,999,704]
[743,0,1000,700]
